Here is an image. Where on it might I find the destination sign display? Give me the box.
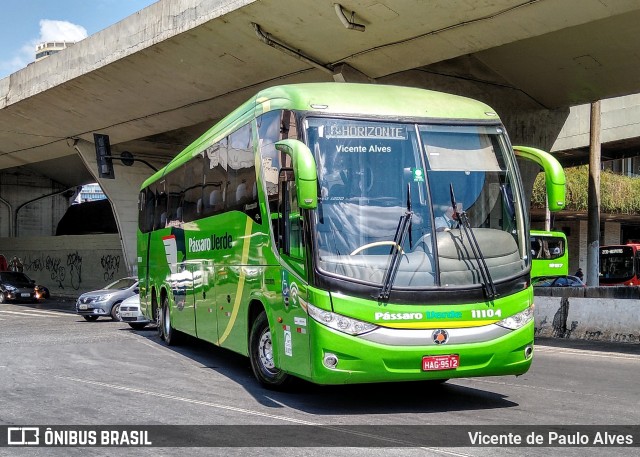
[326,123,407,140]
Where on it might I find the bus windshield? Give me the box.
[307,117,525,289]
[530,231,568,279]
[600,246,637,284]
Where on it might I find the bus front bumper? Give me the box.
[304,320,534,385]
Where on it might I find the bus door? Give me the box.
[168,261,197,337]
[275,169,311,378]
[194,260,218,344]
[215,261,241,350]
[138,187,156,316]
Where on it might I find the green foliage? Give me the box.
[532,166,640,213]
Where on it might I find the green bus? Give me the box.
[530,230,569,280]
[137,83,565,388]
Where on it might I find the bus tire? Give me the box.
[155,304,163,340]
[161,296,181,346]
[249,311,290,388]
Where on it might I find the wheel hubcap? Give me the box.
[258,330,275,371]
[155,307,163,337]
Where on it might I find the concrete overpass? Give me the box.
[2,0,640,292]
[553,94,640,166]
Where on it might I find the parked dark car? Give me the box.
[533,275,586,287]
[0,271,45,303]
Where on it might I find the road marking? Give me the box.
[58,375,320,424]
[535,344,640,361]
[56,375,473,455]
[19,309,75,316]
[0,310,69,318]
[0,310,43,318]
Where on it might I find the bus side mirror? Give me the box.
[275,139,318,209]
[513,146,566,212]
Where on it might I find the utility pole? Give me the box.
[587,101,601,287]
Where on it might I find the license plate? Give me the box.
[121,311,134,318]
[422,355,459,371]
[21,293,31,298]
[79,304,88,310]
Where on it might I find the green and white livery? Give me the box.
[137,83,565,387]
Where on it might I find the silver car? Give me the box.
[119,292,151,330]
[76,277,138,321]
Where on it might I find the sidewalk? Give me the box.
[535,336,640,354]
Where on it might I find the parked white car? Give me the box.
[119,292,151,330]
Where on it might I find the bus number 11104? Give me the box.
[471,309,502,319]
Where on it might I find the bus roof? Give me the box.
[141,83,502,189]
[530,229,567,239]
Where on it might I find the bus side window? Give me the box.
[203,140,228,217]
[139,186,155,233]
[227,124,259,221]
[278,170,304,266]
[183,153,204,222]
[288,185,304,260]
[166,166,185,225]
[281,110,298,140]
[154,180,168,230]
[258,110,290,227]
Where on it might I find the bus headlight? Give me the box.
[307,303,378,335]
[495,305,534,330]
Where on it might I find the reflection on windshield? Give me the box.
[307,117,525,291]
[531,236,565,260]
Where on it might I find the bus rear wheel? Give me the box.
[155,304,163,339]
[161,296,181,346]
[249,311,290,389]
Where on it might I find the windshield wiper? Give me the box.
[449,184,497,300]
[379,184,413,301]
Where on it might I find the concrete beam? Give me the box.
[332,63,374,83]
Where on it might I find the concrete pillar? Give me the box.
[587,101,601,287]
[72,139,162,275]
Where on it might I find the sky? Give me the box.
[0,0,158,79]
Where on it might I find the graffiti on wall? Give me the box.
[67,252,82,290]
[100,254,121,281]
[1,232,125,295]
[21,252,84,290]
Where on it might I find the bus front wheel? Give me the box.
[249,311,290,388]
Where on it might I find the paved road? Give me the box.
[0,298,638,456]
